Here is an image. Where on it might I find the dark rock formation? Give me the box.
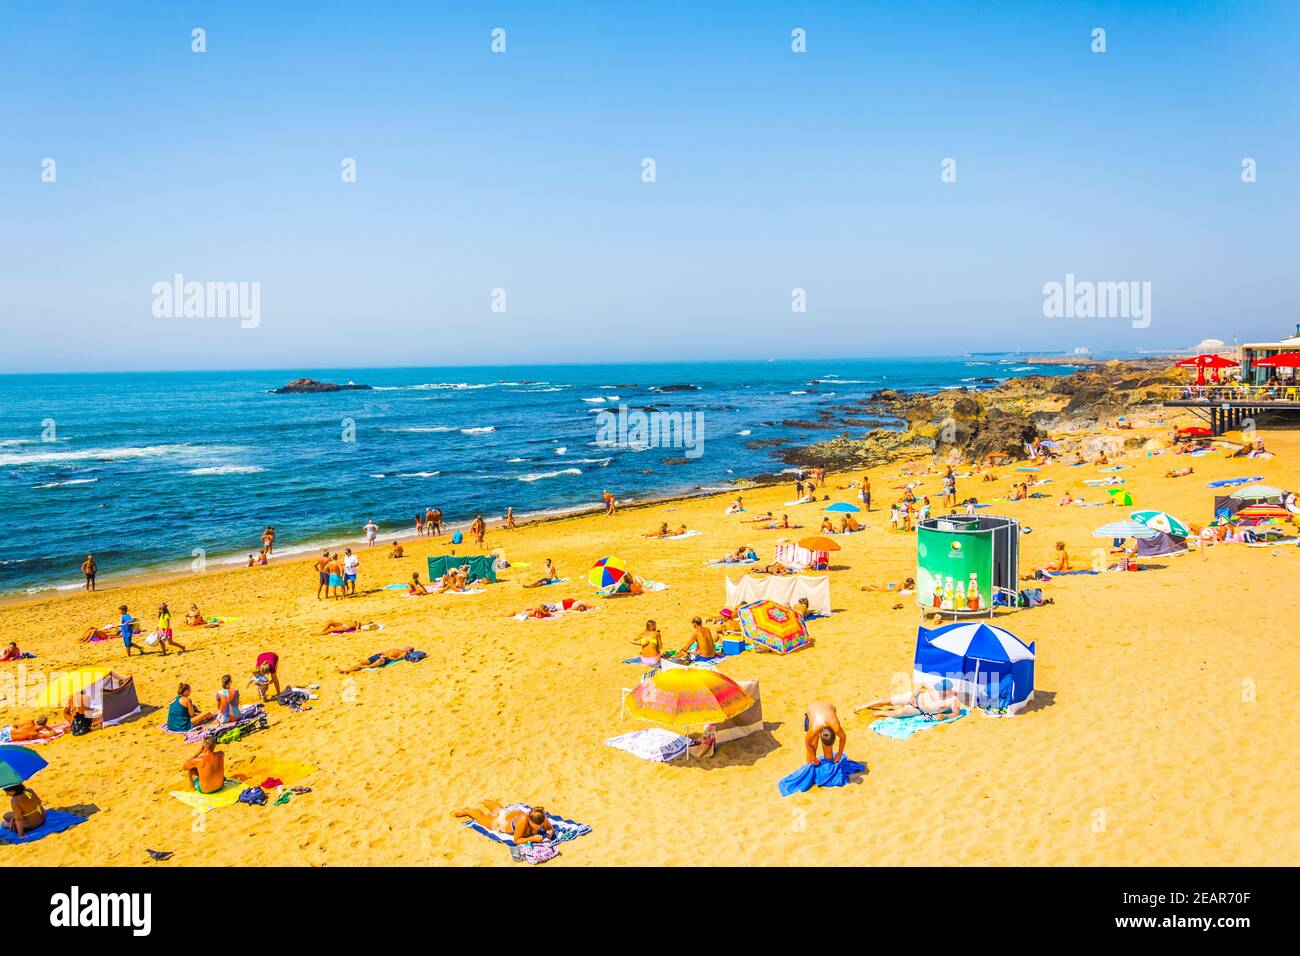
[271,378,372,394]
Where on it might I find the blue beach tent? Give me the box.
[913,621,1036,714]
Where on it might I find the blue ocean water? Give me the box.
[0,357,1077,594]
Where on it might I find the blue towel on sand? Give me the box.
[778,756,866,796]
[1047,569,1099,576]
[870,709,968,740]
[1207,477,1262,488]
[0,810,87,844]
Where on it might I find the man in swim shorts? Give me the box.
[343,547,359,596]
[183,736,226,795]
[81,554,96,591]
[315,549,330,599]
[338,646,415,673]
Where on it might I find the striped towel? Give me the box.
[459,806,592,847]
[870,709,968,740]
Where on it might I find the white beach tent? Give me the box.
[725,574,830,614]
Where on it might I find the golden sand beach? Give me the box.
[2,419,1297,867]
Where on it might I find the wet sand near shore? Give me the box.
[1,419,1297,866]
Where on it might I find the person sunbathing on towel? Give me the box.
[318,620,380,634]
[741,511,774,523]
[643,522,672,537]
[77,625,117,643]
[759,561,792,575]
[183,737,227,795]
[452,801,555,844]
[861,576,915,593]
[1165,466,1194,478]
[2,783,45,837]
[407,573,429,596]
[803,701,846,766]
[6,716,57,742]
[338,646,415,673]
[854,680,962,719]
[758,514,791,530]
[1057,489,1076,506]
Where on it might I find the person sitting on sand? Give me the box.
[407,573,429,596]
[246,654,281,702]
[318,620,380,635]
[632,620,664,666]
[1094,451,1109,466]
[167,683,215,732]
[804,701,846,766]
[521,559,560,588]
[1165,466,1194,478]
[214,674,242,724]
[1057,489,1077,506]
[453,801,555,844]
[643,522,672,538]
[338,647,416,673]
[4,716,57,742]
[724,497,745,515]
[758,514,791,530]
[854,680,962,719]
[675,617,716,660]
[389,541,404,559]
[183,737,226,795]
[820,517,835,533]
[2,783,45,837]
[840,515,862,532]
[1046,540,1071,572]
[185,603,219,627]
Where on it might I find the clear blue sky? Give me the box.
[2,0,1296,372]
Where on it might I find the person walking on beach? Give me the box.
[504,507,516,530]
[603,490,616,515]
[156,602,188,654]
[81,554,97,591]
[415,512,424,537]
[363,519,379,548]
[470,514,487,548]
[860,477,872,512]
[119,605,141,656]
[343,547,359,596]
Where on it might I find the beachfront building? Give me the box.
[1163,326,1300,433]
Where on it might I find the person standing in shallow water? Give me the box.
[81,554,97,591]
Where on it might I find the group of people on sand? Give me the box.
[414,507,445,537]
[642,522,688,537]
[79,603,200,656]
[315,548,361,599]
[165,654,284,735]
[405,564,490,595]
[631,616,721,666]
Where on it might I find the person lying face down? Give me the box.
[338,647,416,673]
[452,801,555,844]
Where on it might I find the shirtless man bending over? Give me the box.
[854,680,962,719]
[453,801,555,844]
[804,700,846,766]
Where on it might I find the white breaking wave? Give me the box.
[0,443,224,468]
[461,426,496,435]
[506,457,529,463]
[737,430,752,436]
[35,477,100,488]
[554,447,567,455]
[381,426,456,433]
[518,468,582,482]
[187,465,265,476]
[394,471,441,478]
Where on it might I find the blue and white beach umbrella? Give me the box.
[1092,519,1161,540]
[924,622,1036,664]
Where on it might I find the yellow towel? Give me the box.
[169,759,316,813]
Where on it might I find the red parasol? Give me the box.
[1252,353,1300,369]
[1175,353,1238,385]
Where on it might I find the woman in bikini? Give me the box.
[452,801,554,843]
[2,784,46,837]
[854,680,962,719]
[214,674,243,724]
[632,620,664,666]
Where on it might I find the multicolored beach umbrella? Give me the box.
[825,502,860,513]
[736,600,811,654]
[1234,505,1290,520]
[1092,519,1161,540]
[1107,488,1135,506]
[0,746,48,789]
[588,555,628,589]
[1130,510,1191,538]
[625,669,754,727]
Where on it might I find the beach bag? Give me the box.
[404,650,428,663]
[71,712,93,736]
[237,787,267,806]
